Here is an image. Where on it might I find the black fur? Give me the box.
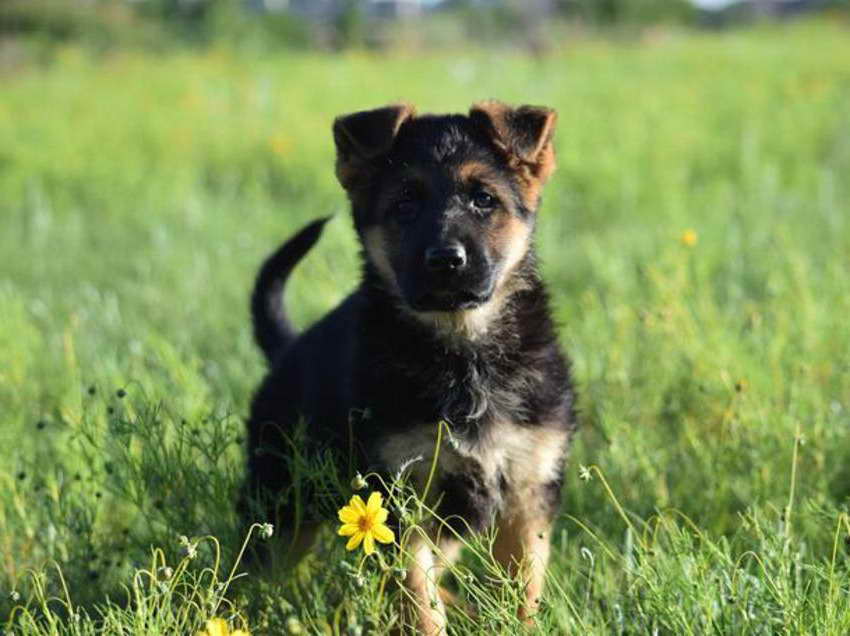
[251,216,330,365]
[240,106,577,546]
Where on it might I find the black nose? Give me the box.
[425,243,467,272]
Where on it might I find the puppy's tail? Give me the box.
[251,217,330,364]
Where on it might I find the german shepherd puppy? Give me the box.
[242,101,577,633]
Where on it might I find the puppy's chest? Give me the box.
[376,419,568,505]
[383,343,538,425]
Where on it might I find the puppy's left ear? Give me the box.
[470,101,557,184]
[333,104,416,190]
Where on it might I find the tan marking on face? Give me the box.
[457,160,492,182]
[489,211,531,287]
[363,226,400,295]
[408,211,532,340]
[405,208,532,341]
[457,161,517,211]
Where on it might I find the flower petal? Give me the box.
[338,523,359,537]
[374,508,389,525]
[349,495,366,515]
[338,506,359,524]
[203,619,228,636]
[346,531,364,551]
[366,491,383,515]
[372,523,395,545]
[363,532,375,555]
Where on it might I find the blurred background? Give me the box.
[2,0,850,633]
[1,0,849,54]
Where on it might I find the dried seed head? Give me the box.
[350,473,368,491]
[259,523,274,540]
[179,535,198,559]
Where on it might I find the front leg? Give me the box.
[492,509,553,622]
[403,532,463,635]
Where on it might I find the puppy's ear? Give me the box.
[333,104,416,190]
[469,100,557,184]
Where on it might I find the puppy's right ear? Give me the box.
[333,104,415,190]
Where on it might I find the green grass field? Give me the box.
[2,18,850,634]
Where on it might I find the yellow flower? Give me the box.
[269,133,292,156]
[337,492,395,555]
[197,618,250,636]
[680,229,698,247]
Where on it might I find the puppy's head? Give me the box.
[333,101,556,330]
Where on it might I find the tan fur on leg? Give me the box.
[432,536,468,613]
[402,533,464,634]
[493,514,552,624]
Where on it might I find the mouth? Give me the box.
[409,289,492,312]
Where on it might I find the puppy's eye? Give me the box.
[471,190,497,211]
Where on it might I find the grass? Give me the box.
[2,17,850,634]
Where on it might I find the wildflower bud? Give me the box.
[157,566,174,581]
[285,616,303,634]
[393,567,408,580]
[579,465,592,482]
[9,590,20,602]
[350,473,368,491]
[259,523,274,540]
[179,535,198,559]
